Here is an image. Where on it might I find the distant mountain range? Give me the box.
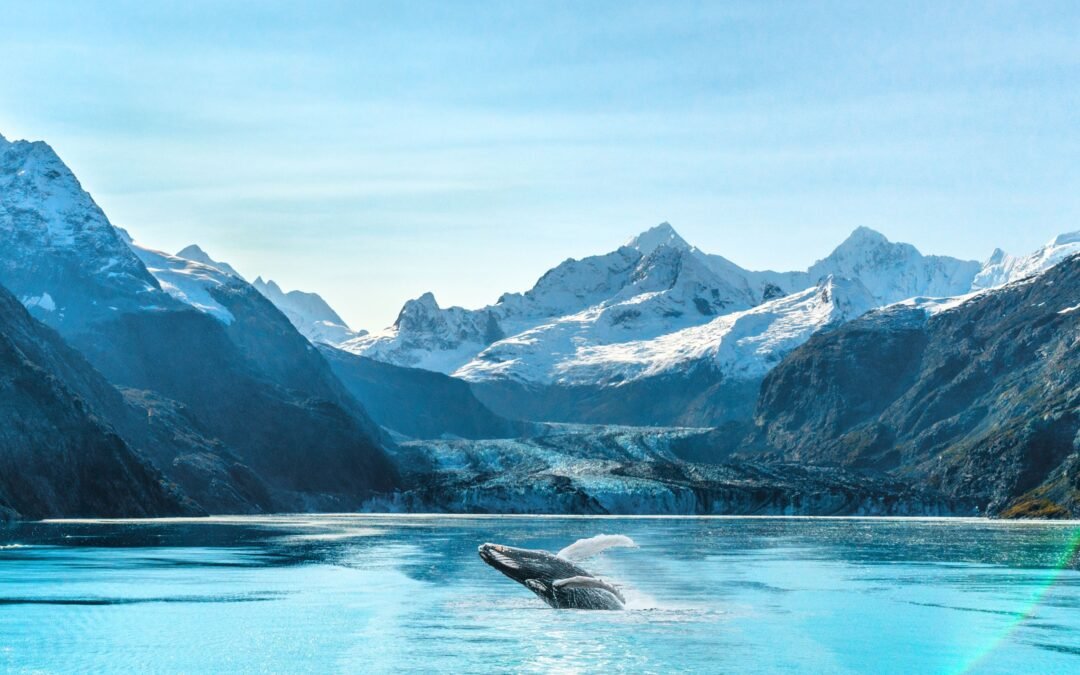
[338,220,1077,429]
[1,130,1077,519]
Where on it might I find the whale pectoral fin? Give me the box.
[525,579,547,593]
[552,576,625,604]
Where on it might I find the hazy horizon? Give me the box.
[3,1,1077,330]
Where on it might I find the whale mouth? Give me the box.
[478,543,521,571]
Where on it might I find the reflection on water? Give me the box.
[1,516,1078,673]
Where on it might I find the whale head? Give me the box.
[478,543,566,586]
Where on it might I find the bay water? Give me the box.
[1,516,1078,673]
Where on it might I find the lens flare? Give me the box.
[956,526,1080,674]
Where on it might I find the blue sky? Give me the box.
[2,1,1077,330]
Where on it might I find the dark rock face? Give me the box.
[70,284,398,509]
[116,388,276,514]
[319,345,522,440]
[754,256,1080,517]
[470,367,762,430]
[0,285,195,519]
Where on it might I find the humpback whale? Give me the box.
[478,538,633,610]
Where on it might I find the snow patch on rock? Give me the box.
[21,292,56,312]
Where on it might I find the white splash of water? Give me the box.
[557,534,637,561]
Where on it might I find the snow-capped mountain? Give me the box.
[341,291,504,372]
[0,135,165,328]
[798,226,981,304]
[343,223,762,372]
[251,277,366,345]
[456,275,877,386]
[344,222,983,391]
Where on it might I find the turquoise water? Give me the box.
[1,516,1078,674]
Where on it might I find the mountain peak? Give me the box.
[842,226,889,246]
[253,277,283,295]
[177,244,208,259]
[393,292,445,332]
[985,248,1007,266]
[626,222,689,255]
[174,244,243,279]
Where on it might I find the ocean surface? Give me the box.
[1,516,1078,674]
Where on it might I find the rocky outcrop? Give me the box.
[469,367,762,429]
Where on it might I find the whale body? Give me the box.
[478,542,626,610]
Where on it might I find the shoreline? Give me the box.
[33,513,1080,525]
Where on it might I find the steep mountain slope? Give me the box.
[753,255,1080,517]
[82,243,398,507]
[0,134,397,511]
[319,345,522,440]
[0,283,195,520]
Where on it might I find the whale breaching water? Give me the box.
[478,535,636,610]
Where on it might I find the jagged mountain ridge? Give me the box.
[973,232,1080,290]
[175,244,244,280]
[344,223,983,390]
[345,221,1078,430]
